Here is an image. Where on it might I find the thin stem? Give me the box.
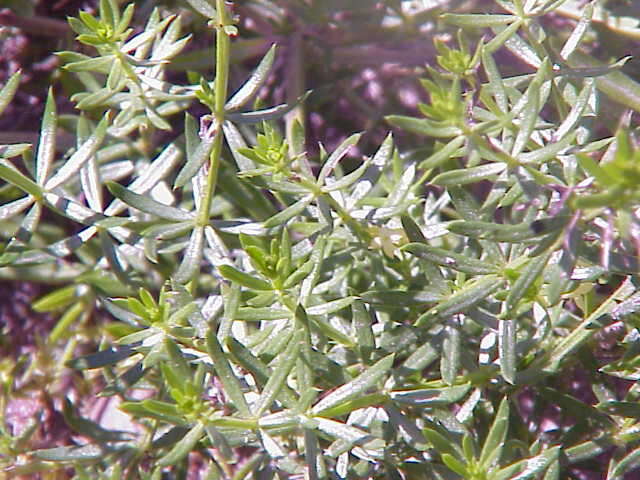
[196,0,233,227]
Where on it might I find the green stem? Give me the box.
[196,0,232,228]
[322,193,373,244]
[292,175,372,244]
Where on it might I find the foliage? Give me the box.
[1,0,640,478]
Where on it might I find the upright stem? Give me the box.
[197,0,232,227]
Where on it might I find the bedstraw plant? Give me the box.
[1,0,640,478]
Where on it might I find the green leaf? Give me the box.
[263,195,313,229]
[511,76,541,158]
[174,225,204,283]
[0,143,31,159]
[519,131,576,164]
[322,156,372,192]
[66,345,136,369]
[493,446,560,480]
[432,163,507,186]
[218,264,272,290]
[32,444,103,462]
[440,323,460,386]
[222,121,256,171]
[420,135,466,170]
[206,329,251,416]
[447,219,546,242]
[0,164,41,197]
[314,418,372,457]
[106,181,194,221]
[0,194,35,220]
[0,70,21,116]
[402,243,499,275]
[442,13,517,27]
[104,143,183,216]
[256,330,301,415]
[499,319,517,384]
[351,300,375,363]
[33,285,78,312]
[63,398,130,442]
[174,135,215,189]
[422,427,463,458]
[559,1,594,60]
[44,112,109,191]
[505,251,551,315]
[75,87,117,109]
[225,337,298,408]
[400,214,428,243]
[157,422,205,467]
[310,354,393,415]
[184,0,217,20]
[225,44,276,111]
[597,401,640,419]
[576,153,616,187]
[386,115,461,138]
[608,446,640,478]
[235,307,291,321]
[228,96,309,124]
[416,275,502,327]
[35,89,57,186]
[441,453,469,476]
[541,278,636,374]
[555,79,595,140]
[479,397,509,468]
[318,133,362,184]
[125,398,187,424]
[390,383,471,406]
[482,49,508,112]
[306,296,356,316]
[311,316,355,347]
[484,20,523,55]
[565,439,611,464]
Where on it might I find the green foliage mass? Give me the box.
[1,0,640,478]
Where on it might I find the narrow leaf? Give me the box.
[228,95,309,124]
[263,195,313,229]
[441,323,460,386]
[442,13,517,27]
[157,422,205,467]
[318,133,361,184]
[184,0,217,19]
[390,384,471,406]
[351,300,375,363]
[0,70,21,116]
[0,195,34,220]
[66,345,136,369]
[403,243,499,275]
[174,225,204,283]
[225,45,277,111]
[33,444,103,462]
[506,251,552,315]
[416,275,502,327]
[306,297,356,316]
[174,135,215,188]
[256,330,301,415]
[206,330,251,416]
[45,113,109,191]
[218,264,272,290]
[560,1,594,61]
[315,418,371,457]
[311,354,394,415]
[106,181,194,221]
[386,115,461,138]
[499,319,517,384]
[36,89,56,186]
[432,163,506,186]
[420,136,466,170]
